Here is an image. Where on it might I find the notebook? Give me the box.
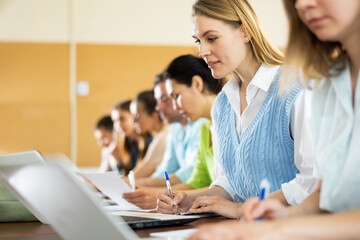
[0,161,204,239]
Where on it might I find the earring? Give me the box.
[245,39,249,43]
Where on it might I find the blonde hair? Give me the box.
[193,0,283,67]
[282,0,346,81]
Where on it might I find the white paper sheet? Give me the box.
[84,171,143,211]
[150,228,197,239]
[103,205,155,212]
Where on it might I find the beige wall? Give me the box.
[0,42,196,166]
[0,42,70,155]
[76,44,197,166]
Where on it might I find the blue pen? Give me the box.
[164,171,177,214]
[256,178,270,221]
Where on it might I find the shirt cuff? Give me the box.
[281,177,313,205]
[210,177,239,202]
[313,159,322,179]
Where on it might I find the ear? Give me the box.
[191,75,204,93]
[239,25,251,42]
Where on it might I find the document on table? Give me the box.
[150,229,197,239]
[84,171,144,211]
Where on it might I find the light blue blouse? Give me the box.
[312,62,360,212]
[151,118,206,182]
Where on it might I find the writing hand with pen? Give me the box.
[156,186,241,218]
[123,187,160,209]
[156,189,193,214]
[122,170,160,209]
[187,195,243,219]
[156,171,194,214]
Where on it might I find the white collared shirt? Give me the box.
[210,64,315,205]
[312,62,360,212]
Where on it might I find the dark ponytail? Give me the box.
[166,54,224,94]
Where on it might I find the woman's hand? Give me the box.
[188,220,279,240]
[242,198,289,221]
[188,195,242,218]
[123,187,159,209]
[121,176,130,186]
[156,189,193,214]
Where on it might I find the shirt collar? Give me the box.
[221,64,281,120]
[222,64,280,102]
[251,64,280,92]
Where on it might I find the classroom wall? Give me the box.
[0,42,70,156]
[0,42,196,167]
[0,0,287,167]
[76,44,197,166]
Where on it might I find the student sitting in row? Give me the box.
[93,115,120,173]
[157,0,315,218]
[94,108,145,175]
[129,90,170,178]
[189,0,360,239]
[163,54,223,191]
[111,100,143,175]
[123,70,207,209]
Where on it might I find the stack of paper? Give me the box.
[84,171,145,211]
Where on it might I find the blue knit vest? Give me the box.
[212,69,302,202]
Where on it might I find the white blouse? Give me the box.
[99,148,119,173]
[210,65,316,205]
[312,62,360,212]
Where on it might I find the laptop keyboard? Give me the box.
[117,215,199,229]
[120,215,159,223]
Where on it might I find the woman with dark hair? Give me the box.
[162,54,224,191]
[110,100,145,175]
[130,90,170,178]
[93,115,119,173]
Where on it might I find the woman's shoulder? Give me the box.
[200,119,211,132]
[158,124,171,137]
[213,90,228,108]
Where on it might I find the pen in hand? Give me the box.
[164,171,177,215]
[256,178,270,221]
[128,170,135,192]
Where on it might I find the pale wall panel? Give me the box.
[0,0,69,42]
[0,0,288,47]
[74,0,195,45]
[250,0,288,47]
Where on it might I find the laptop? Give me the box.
[0,150,48,223]
[0,162,139,240]
[0,161,205,239]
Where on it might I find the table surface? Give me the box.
[0,218,231,239]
